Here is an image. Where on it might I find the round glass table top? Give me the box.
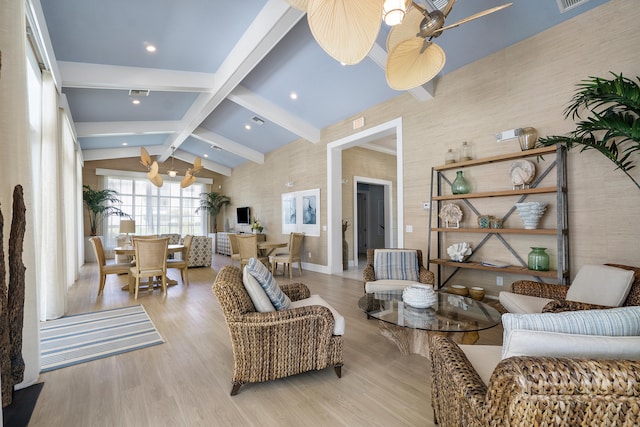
[358,290,502,333]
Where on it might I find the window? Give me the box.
[104,175,207,248]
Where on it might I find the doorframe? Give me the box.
[327,117,403,274]
[353,177,393,266]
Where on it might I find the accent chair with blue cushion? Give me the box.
[429,306,640,427]
[212,262,344,396]
[363,248,434,293]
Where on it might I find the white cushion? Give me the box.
[501,306,640,359]
[365,279,421,293]
[373,250,419,281]
[566,264,634,306]
[242,267,275,313]
[502,329,640,360]
[460,345,502,386]
[246,257,291,310]
[289,294,345,336]
[499,291,554,314]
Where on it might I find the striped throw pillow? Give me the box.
[502,306,640,358]
[246,257,291,310]
[374,250,419,281]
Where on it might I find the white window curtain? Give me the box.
[38,70,67,320]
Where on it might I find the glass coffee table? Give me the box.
[358,290,502,357]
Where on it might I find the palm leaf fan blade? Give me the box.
[386,6,425,53]
[308,0,384,65]
[386,39,445,90]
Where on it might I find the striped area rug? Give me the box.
[40,305,164,373]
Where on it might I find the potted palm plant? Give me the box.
[538,72,640,189]
[196,192,231,233]
[82,184,130,236]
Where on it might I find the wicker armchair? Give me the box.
[363,248,434,292]
[429,333,640,427]
[509,263,639,313]
[212,265,343,395]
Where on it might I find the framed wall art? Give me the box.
[281,188,320,236]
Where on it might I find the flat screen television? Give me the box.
[236,206,251,225]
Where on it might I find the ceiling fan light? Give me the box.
[168,169,177,178]
[383,0,406,26]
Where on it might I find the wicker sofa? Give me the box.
[429,332,640,427]
[212,265,343,395]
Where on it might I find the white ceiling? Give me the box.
[32,0,608,176]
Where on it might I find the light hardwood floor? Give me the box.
[29,254,501,427]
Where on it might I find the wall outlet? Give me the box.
[496,276,503,286]
[406,225,413,232]
[308,252,312,258]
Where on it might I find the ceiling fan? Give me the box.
[139,147,203,188]
[286,0,512,90]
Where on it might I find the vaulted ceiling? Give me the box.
[33,0,608,176]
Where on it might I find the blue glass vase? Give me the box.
[451,171,471,194]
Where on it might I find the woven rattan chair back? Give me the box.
[237,234,258,269]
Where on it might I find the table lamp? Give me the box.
[119,220,136,247]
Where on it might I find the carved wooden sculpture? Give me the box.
[1,185,27,407]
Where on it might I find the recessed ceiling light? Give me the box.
[244,124,251,130]
[146,45,156,53]
[290,92,298,100]
[122,142,128,146]
[132,99,141,105]
[203,154,209,158]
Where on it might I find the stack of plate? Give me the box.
[403,284,437,308]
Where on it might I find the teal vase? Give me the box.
[528,247,549,271]
[451,171,471,194]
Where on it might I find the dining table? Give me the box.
[114,244,185,293]
[257,241,287,257]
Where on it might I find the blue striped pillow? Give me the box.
[503,306,640,343]
[374,250,419,281]
[246,258,291,310]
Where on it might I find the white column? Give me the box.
[0,0,41,389]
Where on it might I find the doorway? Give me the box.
[355,180,391,264]
[327,117,403,274]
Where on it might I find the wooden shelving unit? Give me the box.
[427,145,569,287]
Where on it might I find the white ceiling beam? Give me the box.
[172,149,232,177]
[368,43,435,102]
[192,127,264,164]
[58,61,215,92]
[228,85,321,143]
[158,0,305,162]
[75,121,184,137]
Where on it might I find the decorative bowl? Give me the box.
[447,285,468,296]
[468,286,485,301]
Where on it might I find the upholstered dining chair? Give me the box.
[236,234,267,269]
[90,236,131,296]
[228,233,241,266]
[166,235,193,286]
[270,232,304,278]
[129,237,169,300]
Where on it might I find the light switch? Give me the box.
[406,225,413,232]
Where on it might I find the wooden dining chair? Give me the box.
[270,232,304,279]
[167,235,193,286]
[90,236,131,296]
[228,233,241,265]
[129,237,169,300]
[237,234,267,269]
